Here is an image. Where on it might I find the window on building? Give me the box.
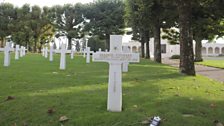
[161,44,166,53]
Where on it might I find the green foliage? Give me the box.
[162,28,179,44]
[170,54,180,59]
[197,60,224,69]
[83,0,125,49]
[88,35,106,51]
[50,4,85,49]
[0,3,15,40]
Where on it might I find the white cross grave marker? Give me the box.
[22,46,26,56]
[42,47,45,57]
[59,44,66,70]
[93,35,140,112]
[86,47,94,64]
[71,48,75,59]
[122,46,131,72]
[15,45,20,60]
[49,45,54,62]
[0,42,14,67]
[83,49,86,58]
[20,46,24,57]
[44,47,48,58]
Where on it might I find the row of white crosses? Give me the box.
[93,35,140,112]
[0,42,26,67]
[42,44,75,70]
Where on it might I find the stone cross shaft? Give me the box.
[59,44,66,70]
[15,45,20,60]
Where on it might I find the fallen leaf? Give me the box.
[23,122,28,126]
[59,116,69,122]
[214,120,224,126]
[47,108,55,115]
[6,96,15,101]
[133,105,138,108]
[182,114,194,117]
[141,120,149,125]
[210,103,216,108]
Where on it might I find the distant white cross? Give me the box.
[85,47,94,63]
[0,42,14,67]
[122,46,131,72]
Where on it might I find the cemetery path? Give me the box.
[162,58,224,83]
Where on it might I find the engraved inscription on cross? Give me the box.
[92,35,140,112]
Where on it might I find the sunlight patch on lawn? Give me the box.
[26,84,108,97]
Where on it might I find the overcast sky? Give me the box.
[2,0,93,7]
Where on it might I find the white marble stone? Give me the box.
[44,47,48,58]
[49,45,54,62]
[98,48,102,52]
[122,46,130,72]
[93,35,140,112]
[86,47,94,64]
[23,47,26,56]
[0,42,14,67]
[83,49,86,58]
[15,45,20,60]
[60,44,66,70]
[42,47,45,57]
[71,49,75,59]
[20,46,24,57]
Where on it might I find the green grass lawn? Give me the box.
[0,53,224,126]
[197,60,224,69]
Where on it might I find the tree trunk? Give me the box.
[0,37,4,47]
[178,0,195,76]
[140,36,145,58]
[67,37,72,50]
[153,21,161,63]
[34,39,37,53]
[2,37,5,47]
[144,30,150,59]
[105,34,110,50]
[194,37,203,62]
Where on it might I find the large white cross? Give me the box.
[0,42,14,67]
[93,35,140,112]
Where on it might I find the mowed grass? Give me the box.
[197,60,224,69]
[0,53,224,126]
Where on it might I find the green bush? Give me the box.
[170,55,180,59]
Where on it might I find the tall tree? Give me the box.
[51,4,84,50]
[125,0,151,59]
[0,3,15,47]
[177,0,195,75]
[83,0,125,50]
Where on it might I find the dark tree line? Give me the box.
[125,0,224,76]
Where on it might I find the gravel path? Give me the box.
[162,58,224,83]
